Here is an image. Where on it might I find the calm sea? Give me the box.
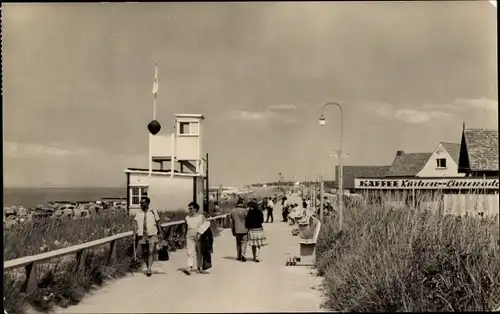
[3,187,126,208]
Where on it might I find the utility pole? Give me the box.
[320,176,324,221]
[312,177,317,209]
[278,172,282,195]
[318,101,344,231]
[205,153,209,213]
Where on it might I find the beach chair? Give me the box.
[286,217,322,266]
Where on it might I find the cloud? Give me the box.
[230,107,297,123]
[393,108,453,124]
[453,97,498,112]
[231,110,267,121]
[3,141,144,164]
[3,141,147,187]
[365,101,452,124]
[364,98,498,125]
[268,104,297,111]
[4,141,89,158]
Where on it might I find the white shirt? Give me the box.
[185,214,205,240]
[267,199,274,208]
[134,208,160,236]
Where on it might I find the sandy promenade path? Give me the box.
[56,219,326,313]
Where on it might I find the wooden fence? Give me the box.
[4,214,230,295]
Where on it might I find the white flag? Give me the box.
[152,63,159,97]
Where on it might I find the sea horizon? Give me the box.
[3,186,127,208]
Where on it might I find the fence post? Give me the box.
[21,262,38,294]
[75,249,88,272]
[108,240,117,264]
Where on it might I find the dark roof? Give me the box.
[385,152,432,177]
[459,128,498,172]
[335,165,391,189]
[441,142,461,164]
[126,168,180,173]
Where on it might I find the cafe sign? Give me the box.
[354,178,499,190]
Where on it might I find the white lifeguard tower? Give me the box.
[125,114,207,215]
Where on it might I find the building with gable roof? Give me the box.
[416,142,464,178]
[385,151,432,177]
[458,128,499,178]
[348,126,498,217]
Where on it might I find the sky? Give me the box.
[2,1,498,188]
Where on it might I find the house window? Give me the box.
[178,122,199,136]
[130,186,149,206]
[436,158,447,169]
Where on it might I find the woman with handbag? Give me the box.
[183,202,206,275]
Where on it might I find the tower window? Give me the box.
[178,122,199,136]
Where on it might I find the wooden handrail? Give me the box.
[4,213,228,270]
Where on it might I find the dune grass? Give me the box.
[3,202,234,314]
[315,191,500,312]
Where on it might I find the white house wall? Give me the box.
[176,136,199,161]
[129,173,193,215]
[417,143,464,177]
[150,134,173,158]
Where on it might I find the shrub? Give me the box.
[315,192,500,312]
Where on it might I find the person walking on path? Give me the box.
[132,197,162,277]
[266,196,274,223]
[281,196,289,222]
[245,201,267,262]
[229,199,249,262]
[183,202,206,275]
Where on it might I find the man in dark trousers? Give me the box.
[229,199,249,262]
[266,196,274,223]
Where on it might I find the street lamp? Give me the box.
[318,101,344,231]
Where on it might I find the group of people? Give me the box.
[229,198,268,262]
[259,195,314,224]
[130,196,270,277]
[131,197,214,277]
[130,193,324,277]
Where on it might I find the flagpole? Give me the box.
[149,62,159,178]
[149,135,153,178]
[153,91,157,121]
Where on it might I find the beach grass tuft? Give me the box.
[315,192,500,312]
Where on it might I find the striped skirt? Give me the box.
[248,228,268,248]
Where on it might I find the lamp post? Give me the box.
[319,102,344,231]
[330,150,349,195]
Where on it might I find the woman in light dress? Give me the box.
[183,202,206,275]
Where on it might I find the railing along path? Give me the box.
[4,213,229,294]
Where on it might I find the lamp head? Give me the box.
[318,115,326,126]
